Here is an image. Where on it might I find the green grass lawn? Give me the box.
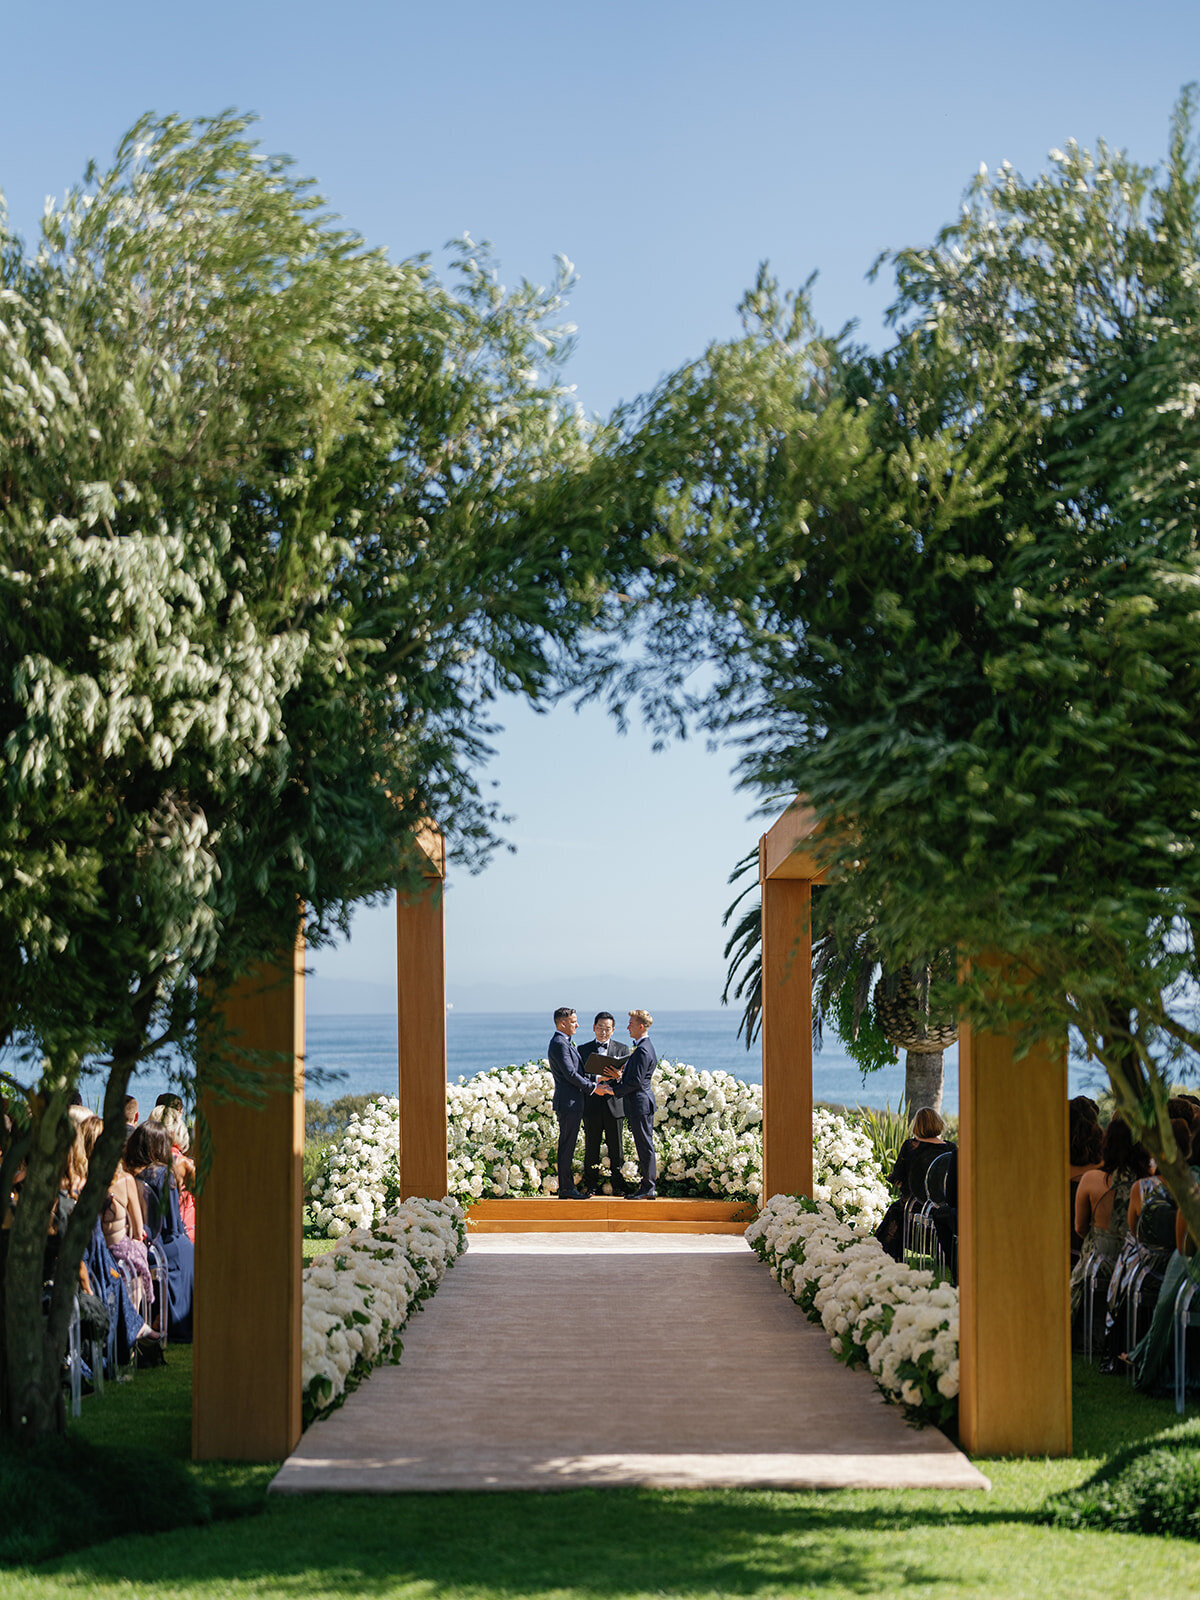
[303,1233,340,1265]
[2,1351,1197,1598]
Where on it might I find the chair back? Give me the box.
[926,1151,954,1207]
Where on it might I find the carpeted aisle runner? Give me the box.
[271,1233,988,1492]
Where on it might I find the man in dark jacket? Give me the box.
[547,1007,612,1198]
[603,1009,658,1198]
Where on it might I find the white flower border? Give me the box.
[301,1196,467,1423]
[746,1192,959,1424]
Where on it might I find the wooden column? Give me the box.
[193,932,305,1461]
[396,829,448,1199]
[958,987,1071,1456]
[759,849,813,1199]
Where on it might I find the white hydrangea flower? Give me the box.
[745,1187,958,1424]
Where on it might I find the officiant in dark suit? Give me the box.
[546,1007,612,1199]
[578,1011,631,1195]
[603,1009,659,1199]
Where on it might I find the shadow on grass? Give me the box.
[42,1488,1056,1597]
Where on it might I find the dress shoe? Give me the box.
[624,1185,657,1200]
[558,1188,592,1200]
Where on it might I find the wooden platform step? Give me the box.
[467,1197,757,1233]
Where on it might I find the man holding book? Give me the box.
[579,1011,631,1195]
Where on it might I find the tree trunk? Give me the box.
[1,1056,140,1444]
[2,1084,75,1443]
[904,1049,945,1115]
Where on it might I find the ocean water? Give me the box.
[298,1009,923,1109]
[28,1008,1108,1116]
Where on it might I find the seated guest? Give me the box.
[125,1122,194,1342]
[1099,1120,1191,1369]
[926,1144,958,1278]
[1069,1115,1104,1267]
[147,1105,196,1242]
[124,1095,139,1139]
[875,1107,955,1261]
[1168,1096,1200,1140]
[1071,1114,1151,1349]
[1127,1122,1191,1245]
[1126,1122,1200,1392]
[68,1115,152,1363]
[102,1137,153,1313]
[1070,1095,1101,1127]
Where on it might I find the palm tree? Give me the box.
[721,851,955,1112]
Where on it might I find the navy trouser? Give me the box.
[622,1093,657,1187]
[555,1105,585,1192]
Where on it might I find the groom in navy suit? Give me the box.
[547,1007,613,1198]
[600,1009,658,1198]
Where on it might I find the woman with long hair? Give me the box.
[1071,1114,1151,1350]
[125,1120,194,1341]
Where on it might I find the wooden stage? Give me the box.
[466,1197,758,1233]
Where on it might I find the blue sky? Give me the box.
[5,3,1199,1008]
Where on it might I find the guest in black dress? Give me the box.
[875,1107,955,1261]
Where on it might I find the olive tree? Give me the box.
[0,113,600,1441]
[596,93,1200,1239]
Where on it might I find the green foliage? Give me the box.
[852,1103,909,1176]
[600,89,1200,1248]
[0,110,608,1441]
[305,1094,374,1145]
[1045,1420,1200,1539]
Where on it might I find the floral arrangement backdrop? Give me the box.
[308,1058,775,1234]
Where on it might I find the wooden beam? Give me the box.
[958,991,1071,1456]
[193,933,305,1461]
[760,851,813,1199]
[761,799,831,883]
[396,840,448,1200]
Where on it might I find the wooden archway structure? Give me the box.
[194,804,1070,1460]
[760,799,1071,1456]
[192,832,447,1460]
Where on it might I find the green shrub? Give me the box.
[852,1103,909,1177]
[304,1094,376,1202]
[306,1093,374,1144]
[1045,1421,1200,1539]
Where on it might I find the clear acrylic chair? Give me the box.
[113,1258,142,1379]
[66,1295,83,1418]
[146,1239,170,1347]
[1080,1251,1111,1363]
[1125,1248,1167,1383]
[1173,1272,1200,1415]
